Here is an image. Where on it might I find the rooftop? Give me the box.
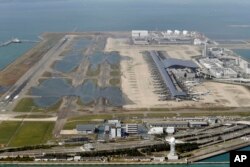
[149,51,187,98]
[162,58,198,69]
[76,124,96,131]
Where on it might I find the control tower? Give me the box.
[167,137,179,160]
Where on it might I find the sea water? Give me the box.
[1,0,250,69]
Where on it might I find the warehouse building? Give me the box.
[147,121,189,129]
[76,124,96,134]
[132,30,149,45]
[189,121,208,128]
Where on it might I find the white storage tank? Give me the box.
[167,30,173,35]
[174,30,181,35]
[183,30,188,36]
[166,127,175,134]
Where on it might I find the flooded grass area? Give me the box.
[29,77,124,108]
[86,65,101,76]
[53,39,91,73]
[89,51,121,66]
[17,35,125,111]
[78,80,99,105]
[109,78,120,86]
[30,78,72,107]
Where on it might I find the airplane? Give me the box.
[192,98,199,102]
[13,95,19,100]
[185,82,200,87]
[4,95,10,100]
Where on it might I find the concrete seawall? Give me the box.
[188,142,250,162]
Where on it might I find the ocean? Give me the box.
[1,0,250,69]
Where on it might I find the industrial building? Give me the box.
[199,46,250,79]
[147,121,189,129]
[189,121,208,128]
[131,30,149,45]
[199,58,238,78]
[146,120,210,129]
[76,124,96,134]
[237,57,250,74]
[125,124,138,134]
[132,30,205,45]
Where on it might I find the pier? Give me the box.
[0,38,40,47]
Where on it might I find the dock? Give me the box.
[0,38,40,47]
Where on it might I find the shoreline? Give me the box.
[0,161,227,165]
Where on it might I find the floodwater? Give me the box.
[53,39,91,73]
[31,79,124,107]
[89,52,121,68]
[31,38,123,108]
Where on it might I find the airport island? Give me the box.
[0,30,250,164]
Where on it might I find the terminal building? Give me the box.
[199,58,238,78]
[237,57,250,74]
[148,51,199,99]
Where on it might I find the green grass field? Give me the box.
[14,115,53,118]
[9,122,54,147]
[110,71,120,76]
[13,98,61,112]
[110,64,120,70]
[0,122,21,146]
[109,78,120,86]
